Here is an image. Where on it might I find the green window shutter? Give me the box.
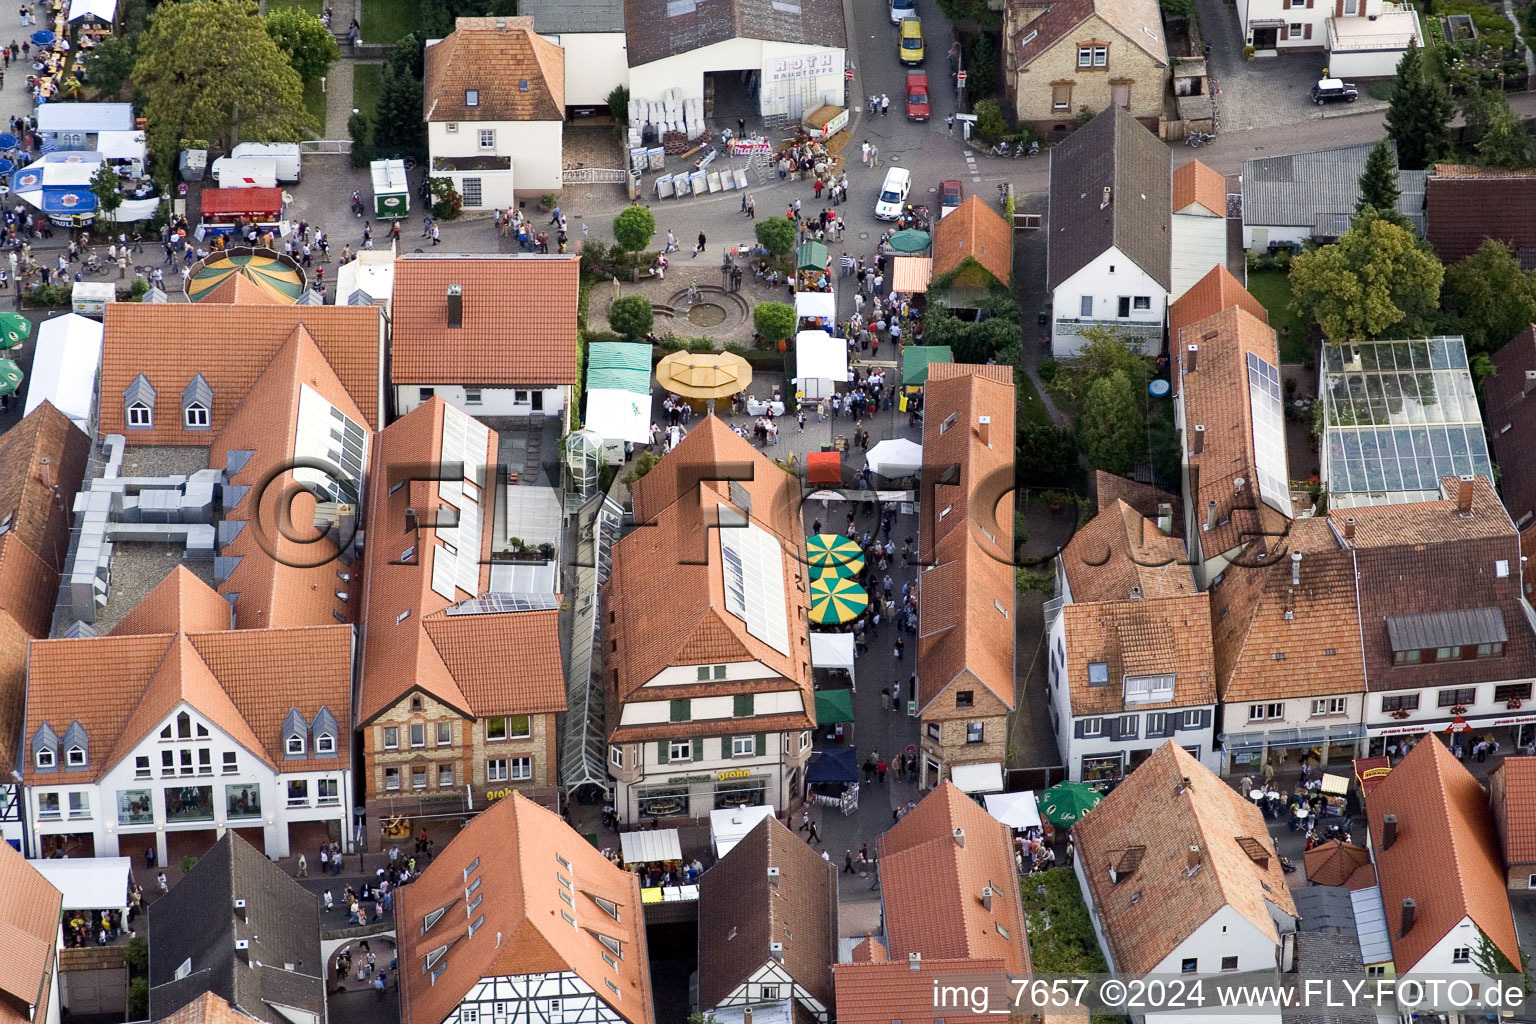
[714,665,727,679]
[670,699,690,722]
[692,737,704,761]
[733,693,754,717]
[697,666,710,681]
[657,741,670,764]
[755,732,767,756]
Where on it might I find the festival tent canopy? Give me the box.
[805,746,858,784]
[814,688,854,724]
[805,533,862,567]
[902,345,953,386]
[30,857,130,910]
[892,255,932,294]
[655,349,752,400]
[888,229,931,253]
[864,437,924,478]
[620,828,681,864]
[806,450,841,485]
[95,130,147,162]
[796,240,829,271]
[584,342,653,443]
[809,576,869,624]
[12,152,102,217]
[24,313,102,430]
[36,104,134,133]
[795,290,836,320]
[809,632,854,670]
[66,0,117,21]
[1039,780,1103,825]
[984,791,1042,830]
[711,805,778,859]
[951,762,1005,794]
[794,331,849,384]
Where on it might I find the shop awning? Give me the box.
[809,632,854,669]
[901,345,952,386]
[585,342,653,443]
[711,805,778,859]
[796,240,829,271]
[200,186,284,219]
[814,688,854,723]
[950,762,1005,794]
[620,828,681,864]
[806,746,858,784]
[892,256,932,294]
[806,450,841,485]
[30,856,130,910]
[1320,772,1350,796]
[795,290,836,321]
[795,331,849,383]
[983,791,1041,830]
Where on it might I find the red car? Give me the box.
[905,71,930,121]
[939,179,963,216]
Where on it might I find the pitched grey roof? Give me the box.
[1242,143,1427,235]
[522,0,625,33]
[1288,887,1375,1024]
[147,834,324,1024]
[1046,105,1171,291]
[624,0,847,66]
[1384,607,1508,653]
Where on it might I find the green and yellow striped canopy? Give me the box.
[805,532,863,568]
[813,557,865,580]
[809,575,869,624]
[188,250,306,304]
[0,312,31,348]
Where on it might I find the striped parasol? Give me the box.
[0,312,29,349]
[809,576,870,624]
[813,557,865,580]
[805,532,863,568]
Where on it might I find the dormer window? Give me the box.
[287,735,306,756]
[128,403,152,427]
[35,747,54,769]
[283,708,310,760]
[124,373,157,430]
[465,89,479,107]
[316,733,335,754]
[184,403,209,428]
[310,706,339,759]
[61,720,89,769]
[66,746,86,767]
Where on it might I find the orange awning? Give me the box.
[806,450,841,485]
[893,256,932,294]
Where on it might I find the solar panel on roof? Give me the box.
[293,384,367,503]
[1246,351,1290,517]
[446,592,560,615]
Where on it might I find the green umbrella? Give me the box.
[1039,781,1103,826]
[813,556,865,580]
[805,532,863,568]
[809,576,870,624]
[888,229,931,253]
[0,312,29,349]
[0,357,22,398]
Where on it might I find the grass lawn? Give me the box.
[1247,268,1310,364]
[360,0,419,42]
[302,78,327,133]
[1367,80,1395,101]
[1017,369,1053,429]
[266,0,323,13]
[352,63,383,143]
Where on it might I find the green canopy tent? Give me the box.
[1039,780,1103,827]
[814,688,854,723]
[796,240,830,272]
[887,229,931,253]
[0,357,22,398]
[901,345,953,387]
[0,312,31,350]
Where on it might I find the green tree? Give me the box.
[388,33,425,78]
[623,450,662,487]
[128,978,148,1020]
[1476,101,1535,168]
[612,204,657,253]
[265,7,339,82]
[1160,0,1196,17]
[754,215,797,256]
[122,935,149,973]
[924,310,1019,364]
[91,162,124,224]
[964,33,998,97]
[972,97,1008,140]
[1080,369,1144,475]
[373,62,426,161]
[87,35,138,99]
[1015,422,1079,485]
[1443,239,1536,355]
[1355,139,1404,223]
[132,0,318,173]
[428,176,461,220]
[753,301,797,346]
[1044,327,1151,406]
[347,110,371,167]
[607,295,654,341]
[1289,207,1445,345]
[607,85,630,123]
[1385,41,1453,170]
[1459,81,1505,149]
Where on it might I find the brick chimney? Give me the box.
[1206,500,1218,531]
[952,828,965,848]
[447,284,463,329]
[1524,368,1536,395]
[1382,813,1397,850]
[1456,475,1475,516]
[1400,897,1416,936]
[976,414,991,447]
[981,886,994,912]
[1344,516,1356,541]
[1186,344,1199,373]
[1191,424,1205,454]
[744,1009,753,1024]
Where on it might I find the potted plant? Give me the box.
[1451,704,1469,715]
[1508,697,1524,710]
[1390,708,1411,720]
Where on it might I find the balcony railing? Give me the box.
[1054,317,1164,342]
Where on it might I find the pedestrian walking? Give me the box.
[799,808,810,832]
[692,231,706,257]
[861,140,870,166]
[157,872,168,892]
[807,819,821,844]
[431,223,440,245]
[894,636,904,660]
[880,93,890,116]
[746,195,756,218]
[297,853,308,877]
[881,687,890,710]
[844,850,855,874]
[738,116,746,136]
[946,113,955,135]
[665,229,677,253]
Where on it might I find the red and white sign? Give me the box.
[957,70,968,84]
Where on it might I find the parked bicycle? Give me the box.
[1185,131,1215,148]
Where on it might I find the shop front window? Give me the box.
[715,778,767,809]
[226,783,261,819]
[1081,754,1123,781]
[164,785,214,822]
[118,789,154,825]
[637,786,687,819]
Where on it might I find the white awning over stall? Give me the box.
[30,856,131,910]
[24,312,103,430]
[795,291,836,320]
[984,791,1041,830]
[950,762,1005,794]
[810,632,854,669]
[620,828,682,864]
[710,804,777,859]
[795,331,849,383]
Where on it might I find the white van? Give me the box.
[890,0,914,23]
[210,156,279,189]
[874,166,911,220]
[231,142,302,182]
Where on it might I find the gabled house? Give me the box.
[1047,501,1215,781]
[1002,0,1168,131]
[357,397,567,818]
[0,841,63,1024]
[518,0,628,109]
[1242,143,1426,250]
[697,816,837,1022]
[1170,160,1230,301]
[1237,0,1420,76]
[424,17,565,209]
[1487,757,1536,891]
[1046,105,1170,357]
[1425,165,1536,268]
[1167,263,1267,355]
[1367,737,1521,975]
[1074,742,1298,991]
[23,567,354,863]
[918,365,1015,793]
[1485,326,1536,593]
[390,254,580,419]
[146,833,324,1024]
[396,792,656,1024]
[930,196,1013,308]
[604,417,815,824]
[1174,305,1293,586]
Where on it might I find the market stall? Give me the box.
[584,341,653,444]
[710,805,777,859]
[619,828,681,866]
[795,240,831,292]
[655,348,752,414]
[197,185,285,239]
[24,312,101,431]
[950,762,1005,795]
[810,632,854,674]
[809,576,868,625]
[795,290,836,323]
[864,437,923,479]
[795,330,848,401]
[901,345,952,387]
[814,688,854,745]
[984,791,1042,830]
[370,159,409,219]
[12,151,100,226]
[892,255,932,294]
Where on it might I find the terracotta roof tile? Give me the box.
[1091,471,1183,536]
[1072,742,1297,974]
[1061,500,1195,604]
[397,793,655,1024]
[1368,737,1521,972]
[918,365,1016,712]
[833,957,1014,1024]
[933,196,1013,286]
[1011,0,1167,68]
[1485,326,1536,525]
[1491,757,1536,865]
[0,841,62,1024]
[1173,160,1227,216]
[1302,839,1376,890]
[0,400,91,571]
[158,993,264,1024]
[98,304,383,442]
[1176,306,1291,559]
[422,608,568,716]
[1062,593,1215,715]
[424,18,564,123]
[1168,263,1266,338]
[877,782,1031,974]
[1426,167,1536,267]
[110,565,233,637]
[698,816,837,1011]
[390,254,579,386]
[631,416,801,542]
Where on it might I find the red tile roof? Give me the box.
[1425,166,1536,267]
[1173,160,1227,216]
[877,782,1031,974]
[390,255,579,387]
[0,538,58,770]
[1061,592,1215,715]
[357,399,566,725]
[918,365,1016,712]
[1072,742,1297,974]
[1302,839,1376,890]
[932,196,1013,286]
[158,993,264,1024]
[397,793,655,1024]
[109,566,232,637]
[424,17,564,123]
[1490,756,1536,865]
[0,401,90,572]
[1061,500,1194,604]
[833,957,1013,1024]
[1475,325,1536,524]
[1169,263,1266,338]
[1368,736,1521,972]
[0,841,61,1024]
[99,304,383,441]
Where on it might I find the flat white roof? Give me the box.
[25,312,103,430]
[950,761,1005,794]
[37,103,134,132]
[620,828,681,864]
[29,856,131,910]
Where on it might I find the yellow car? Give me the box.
[898,17,924,65]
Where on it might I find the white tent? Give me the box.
[864,437,924,478]
[585,389,653,443]
[25,313,103,431]
[96,130,147,162]
[984,791,1041,830]
[950,762,1005,794]
[795,331,849,400]
[620,828,682,864]
[67,0,117,20]
[29,856,130,910]
[809,632,854,670]
[795,291,835,320]
[710,804,777,859]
